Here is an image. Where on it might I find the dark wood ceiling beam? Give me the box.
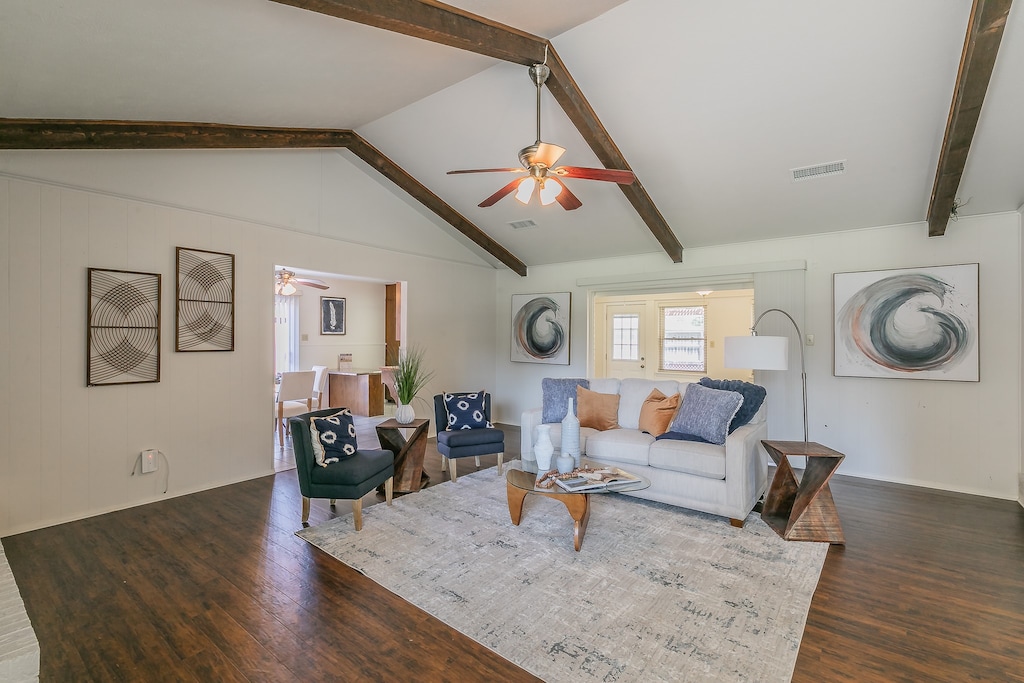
[927,0,1012,237]
[271,0,684,262]
[545,48,682,262]
[0,118,528,275]
[344,135,528,275]
[270,0,545,65]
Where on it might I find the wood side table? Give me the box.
[375,418,430,495]
[761,440,846,544]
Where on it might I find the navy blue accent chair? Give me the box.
[433,393,505,481]
[290,407,395,529]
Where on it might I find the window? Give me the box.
[612,313,639,361]
[659,305,706,372]
[274,295,300,375]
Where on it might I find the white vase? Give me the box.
[395,402,416,425]
[561,397,581,468]
[535,424,555,471]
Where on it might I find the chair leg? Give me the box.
[330,499,336,506]
[278,418,284,447]
[441,455,447,470]
[475,456,481,467]
[449,458,457,482]
[385,477,394,505]
[301,496,311,523]
[497,452,504,476]
[352,498,363,531]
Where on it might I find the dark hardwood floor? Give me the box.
[4,425,1023,682]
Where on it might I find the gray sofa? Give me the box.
[520,378,768,526]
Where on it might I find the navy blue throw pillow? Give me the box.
[542,378,590,423]
[310,409,358,466]
[655,431,712,444]
[699,377,767,433]
[443,391,492,430]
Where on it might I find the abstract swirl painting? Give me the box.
[833,264,978,381]
[511,292,571,365]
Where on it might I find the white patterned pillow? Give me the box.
[309,409,358,466]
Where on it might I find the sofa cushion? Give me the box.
[585,428,654,466]
[649,438,727,479]
[443,391,492,430]
[589,378,621,395]
[542,378,589,423]
[577,385,620,430]
[638,389,682,436]
[309,409,358,466]
[699,377,767,433]
[616,379,681,429]
[667,383,743,446]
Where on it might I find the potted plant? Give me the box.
[392,346,434,424]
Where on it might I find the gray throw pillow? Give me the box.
[542,377,590,423]
[668,383,744,446]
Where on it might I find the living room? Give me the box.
[2,1,1023,681]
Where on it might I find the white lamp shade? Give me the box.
[724,335,789,371]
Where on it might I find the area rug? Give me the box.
[297,463,828,682]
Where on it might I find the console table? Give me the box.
[375,418,430,495]
[760,440,845,544]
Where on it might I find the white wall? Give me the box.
[294,275,387,370]
[497,212,1022,501]
[0,150,498,537]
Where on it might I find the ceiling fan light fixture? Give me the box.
[280,282,297,296]
[539,178,562,206]
[515,177,537,204]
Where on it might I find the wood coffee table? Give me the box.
[505,465,650,551]
[761,440,845,544]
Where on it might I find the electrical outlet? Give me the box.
[301,333,309,341]
[142,450,159,473]
[806,334,815,346]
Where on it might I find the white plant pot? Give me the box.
[395,402,416,425]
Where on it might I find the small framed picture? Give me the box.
[321,297,346,335]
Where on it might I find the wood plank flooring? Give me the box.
[4,425,1023,682]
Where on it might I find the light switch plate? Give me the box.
[142,450,158,473]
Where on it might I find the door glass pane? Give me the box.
[612,314,639,360]
[660,306,706,372]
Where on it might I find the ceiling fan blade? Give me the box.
[553,166,635,184]
[533,142,566,169]
[448,168,526,175]
[479,178,523,207]
[295,278,329,290]
[550,178,582,211]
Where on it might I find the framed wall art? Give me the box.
[833,263,978,381]
[321,296,346,335]
[176,247,235,352]
[88,268,161,386]
[511,292,571,365]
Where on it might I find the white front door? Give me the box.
[605,304,648,379]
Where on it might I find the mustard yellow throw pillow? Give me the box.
[638,389,682,436]
[577,385,620,430]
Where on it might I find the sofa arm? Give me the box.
[520,408,543,465]
[723,419,769,517]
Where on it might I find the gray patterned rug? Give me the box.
[297,462,827,682]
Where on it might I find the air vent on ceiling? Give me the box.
[508,219,538,230]
[791,160,846,182]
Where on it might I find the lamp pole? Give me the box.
[751,308,808,444]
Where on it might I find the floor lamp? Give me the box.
[724,308,808,443]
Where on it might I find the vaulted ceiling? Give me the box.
[2,0,1022,275]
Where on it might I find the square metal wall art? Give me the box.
[833,263,979,381]
[511,292,571,365]
[88,268,161,386]
[176,247,235,352]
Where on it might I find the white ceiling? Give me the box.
[2,0,1022,269]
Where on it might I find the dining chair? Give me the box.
[275,371,316,446]
[312,365,329,409]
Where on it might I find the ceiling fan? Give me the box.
[275,269,328,296]
[447,51,635,210]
